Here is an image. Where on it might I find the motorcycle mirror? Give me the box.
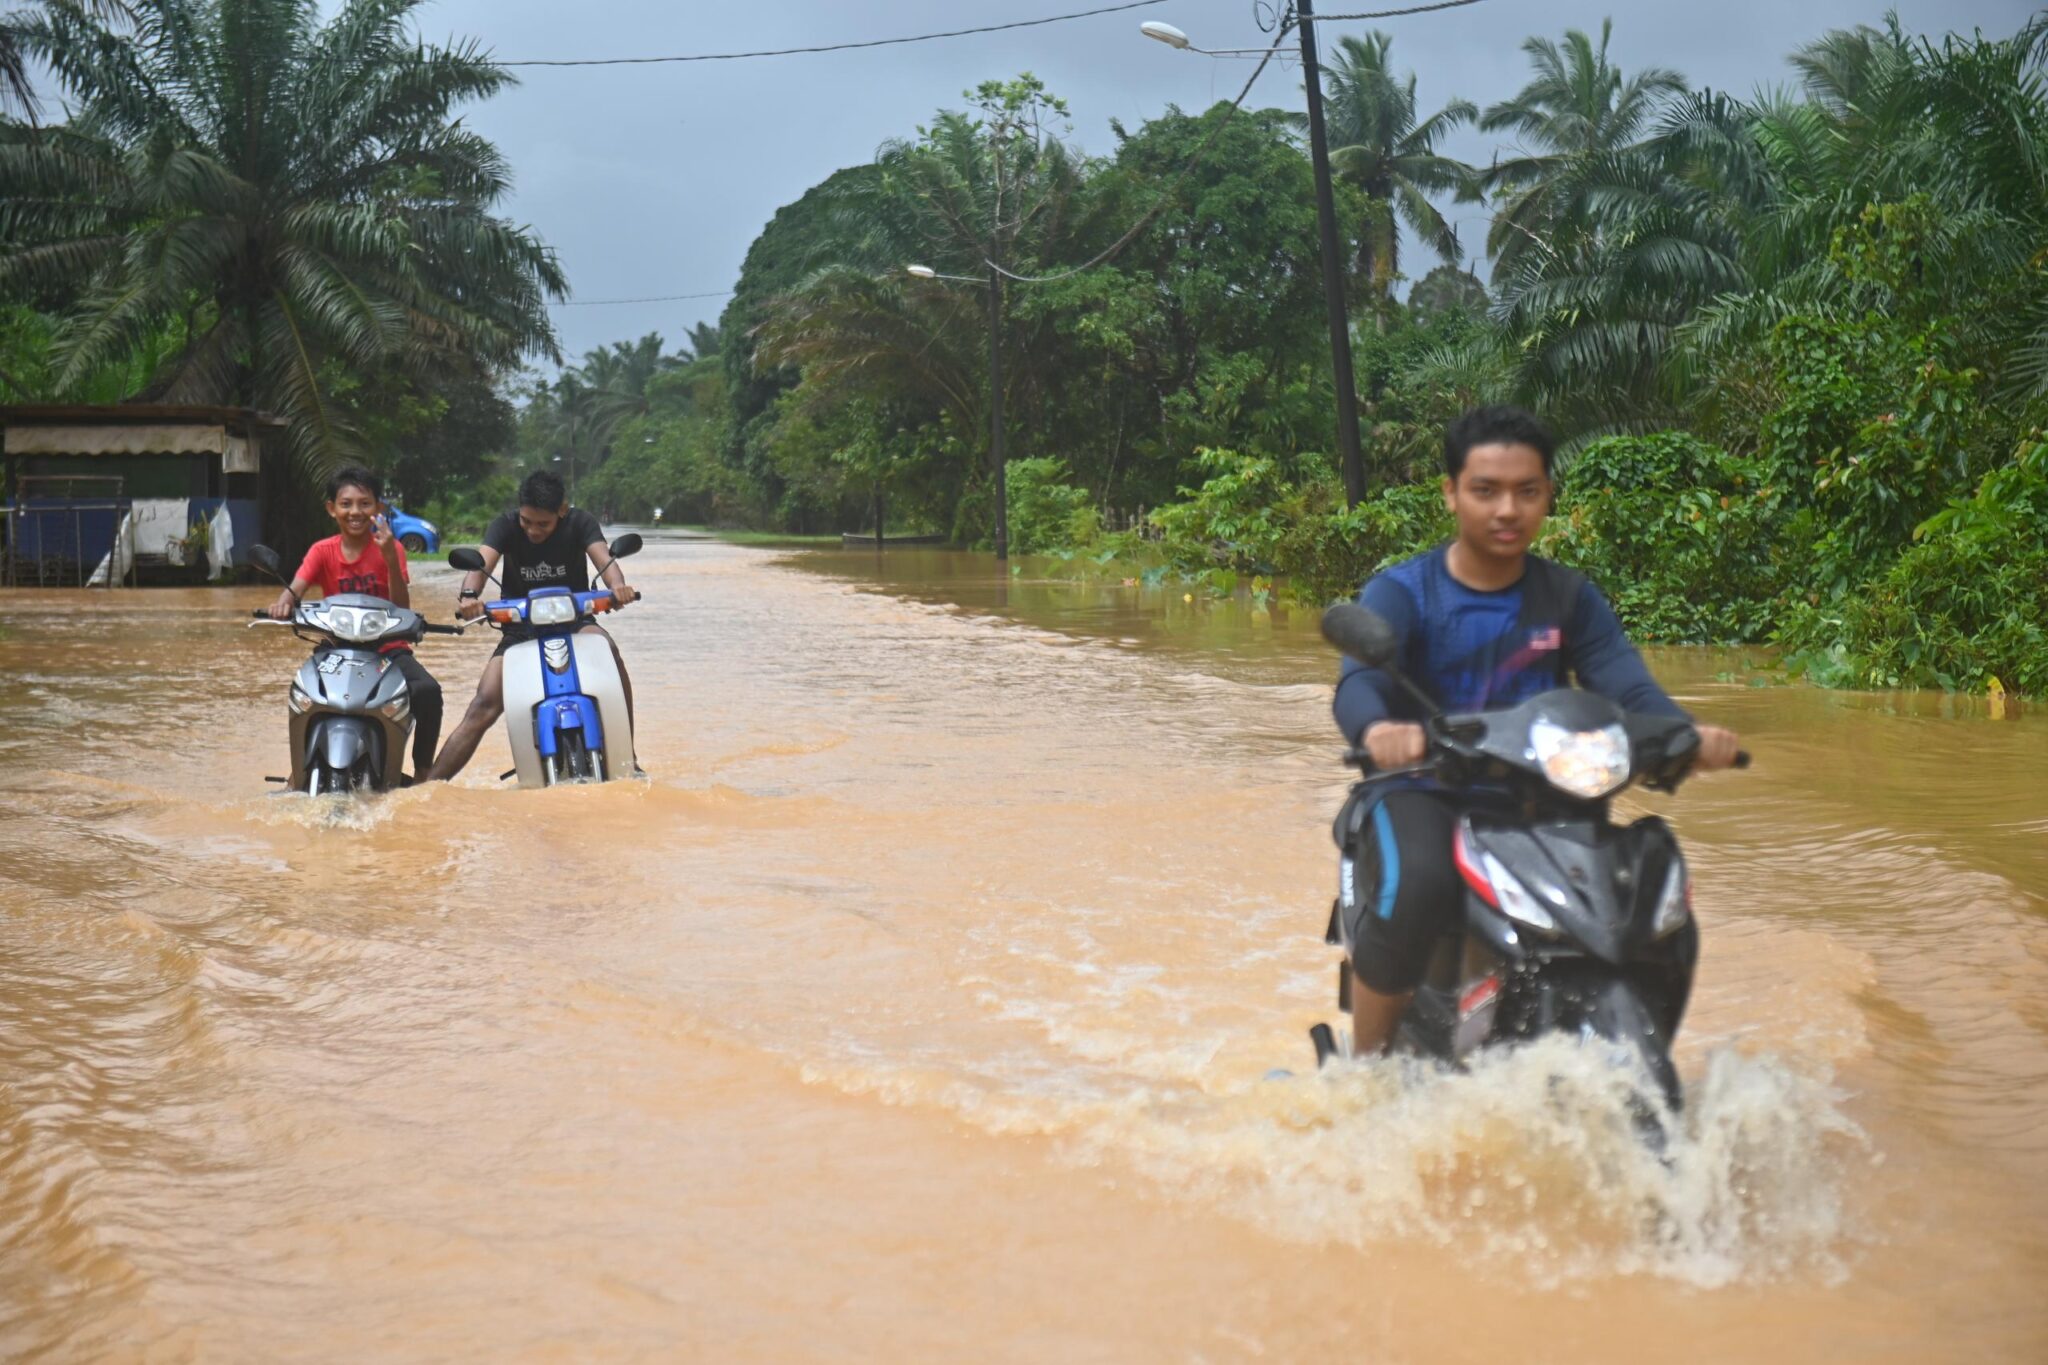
[608,533,643,559]
[248,543,284,581]
[1321,603,1399,669]
[447,547,486,572]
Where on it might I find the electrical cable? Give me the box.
[1312,0,1489,21]
[502,1,1168,67]
[552,290,734,307]
[976,0,1490,283]
[981,24,1292,285]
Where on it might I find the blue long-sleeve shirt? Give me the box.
[1333,544,1686,744]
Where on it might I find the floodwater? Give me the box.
[2,535,2044,1363]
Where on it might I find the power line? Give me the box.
[985,0,1492,284]
[986,20,1294,285]
[1314,0,1489,19]
[552,290,734,307]
[501,0,1168,68]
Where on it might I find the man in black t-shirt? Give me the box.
[423,470,640,781]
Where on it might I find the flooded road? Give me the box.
[3,536,2045,1362]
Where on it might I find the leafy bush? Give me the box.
[1005,457,1097,554]
[1542,433,1792,642]
[1282,481,1452,604]
[1149,446,1297,575]
[1780,435,2048,694]
[417,472,519,543]
[1144,447,1448,602]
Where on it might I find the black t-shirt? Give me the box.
[483,507,607,601]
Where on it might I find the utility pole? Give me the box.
[988,260,1010,561]
[1295,0,1368,507]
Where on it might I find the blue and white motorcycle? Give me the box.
[447,534,642,787]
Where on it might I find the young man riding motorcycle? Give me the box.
[423,470,640,782]
[1332,406,1742,1057]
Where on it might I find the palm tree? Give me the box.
[1304,32,1475,307]
[1676,16,2048,401]
[0,0,565,479]
[1476,20,1688,277]
[1,1,131,119]
[680,321,721,362]
[535,333,684,478]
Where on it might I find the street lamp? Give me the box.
[906,261,1012,561]
[1145,6,1368,507]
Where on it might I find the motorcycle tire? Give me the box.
[558,730,596,783]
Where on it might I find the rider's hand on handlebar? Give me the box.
[455,598,485,621]
[1694,724,1742,771]
[1363,720,1428,769]
[267,592,295,620]
[609,582,637,607]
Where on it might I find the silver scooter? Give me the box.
[247,544,463,793]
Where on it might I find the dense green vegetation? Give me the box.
[0,0,560,498]
[5,6,2043,697]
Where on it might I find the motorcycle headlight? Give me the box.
[1529,718,1632,800]
[528,595,579,627]
[324,607,390,642]
[1651,858,1692,938]
[288,681,313,714]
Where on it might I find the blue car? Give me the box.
[384,505,440,555]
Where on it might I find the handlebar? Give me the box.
[251,608,273,619]
[1734,750,1751,769]
[422,623,464,635]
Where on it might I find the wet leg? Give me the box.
[424,655,505,782]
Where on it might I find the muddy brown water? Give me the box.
[2,535,2044,1362]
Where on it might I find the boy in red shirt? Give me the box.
[267,465,444,782]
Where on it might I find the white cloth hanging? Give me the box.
[207,503,235,579]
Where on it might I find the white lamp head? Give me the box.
[1141,21,1191,49]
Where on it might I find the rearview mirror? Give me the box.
[249,543,283,580]
[608,533,643,560]
[1320,603,1399,669]
[447,547,486,572]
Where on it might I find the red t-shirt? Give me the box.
[295,535,412,652]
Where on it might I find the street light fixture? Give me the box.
[1144,7,1368,507]
[905,261,1012,562]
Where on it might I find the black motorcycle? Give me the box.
[1316,603,1747,1116]
[246,544,463,794]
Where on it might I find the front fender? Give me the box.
[310,716,374,774]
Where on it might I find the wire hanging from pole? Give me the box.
[502,1,1170,67]
[983,22,1295,285]
[1311,0,1489,21]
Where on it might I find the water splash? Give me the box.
[1067,1037,1869,1288]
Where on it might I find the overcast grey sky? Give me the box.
[394,0,2039,362]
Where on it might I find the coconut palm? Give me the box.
[1302,32,1475,307]
[1475,20,1687,278]
[0,0,565,477]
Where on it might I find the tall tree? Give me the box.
[0,0,565,480]
[1475,20,1687,276]
[1305,32,1475,307]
